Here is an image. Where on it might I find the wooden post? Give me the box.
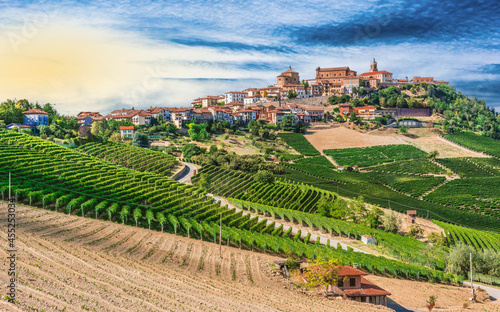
[219,213,222,259]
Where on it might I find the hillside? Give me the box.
[2,203,498,312]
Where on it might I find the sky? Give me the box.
[0,0,499,115]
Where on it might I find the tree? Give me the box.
[287,90,298,99]
[188,122,210,141]
[301,80,310,89]
[145,210,154,230]
[279,114,296,132]
[133,208,142,227]
[382,210,401,233]
[253,170,274,184]
[406,225,424,238]
[426,150,439,161]
[352,87,358,95]
[427,232,445,246]
[303,258,343,290]
[198,173,211,192]
[446,242,474,276]
[399,125,408,134]
[132,132,150,148]
[156,212,166,232]
[182,144,206,159]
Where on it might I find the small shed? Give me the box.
[361,235,377,245]
[407,210,417,224]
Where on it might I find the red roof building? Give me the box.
[23,109,49,115]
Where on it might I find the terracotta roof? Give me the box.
[225,91,247,94]
[317,66,350,71]
[226,102,244,106]
[337,265,369,277]
[120,126,134,130]
[359,71,393,76]
[343,277,391,297]
[23,109,49,115]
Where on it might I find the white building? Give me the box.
[244,96,260,105]
[224,92,244,104]
[131,112,152,125]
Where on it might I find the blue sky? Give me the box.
[0,0,499,114]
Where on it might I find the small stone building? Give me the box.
[361,235,377,245]
[407,210,417,224]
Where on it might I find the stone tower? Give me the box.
[370,58,378,72]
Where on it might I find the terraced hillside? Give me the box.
[0,131,459,284]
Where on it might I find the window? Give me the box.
[337,279,344,287]
[350,278,356,287]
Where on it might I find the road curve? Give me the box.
[176,162,198,184]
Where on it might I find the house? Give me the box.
[407,210,417,224]
[6,124,33,130]
[131,111,152,125]
[354,106,377,117]
[146,107,169,121]
[23,109,49,127]
[200,96,220,107]
[76,112,103,125]
[225,102,244,112]
[339,103,353,117]
[412,77,449,85]
[77,115,94,126]
[269,107,291,124]
[334,265,391,306]
[237,109,257,122]
[343,77,363,94]
[302,108,324,123]
[105,109,138,122]
[225,92,247,104]
[120,126,134,138]
[358,59,393,83]
[170,108,193,128]
[208,107,233,123]
[192,108,213,122]
[361,235,377,245]
[244,96,260,105]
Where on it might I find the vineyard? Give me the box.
[366,173,446,197]
[77,141,180,177]
[443,132,500,158]
[366,159,447,175]
[277,162,500,233]
[433,221,500,252]
[0,131,464,285]
[279,133,320,156]
[436,157,500,178]
[424,177,500,214]
[230,198,447,270]
[324,144,427,167]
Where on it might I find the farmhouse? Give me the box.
[120,126,134,138]
[334,265,390,306]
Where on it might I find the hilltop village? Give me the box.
[4,59,450,136]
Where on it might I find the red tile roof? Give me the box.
[359,71,393,76]
[343,277,391,297]
[317,66,350,71]
[23,109,49,115]
[120,126,134,130]
[337,265,369,277]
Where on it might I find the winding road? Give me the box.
[173,161,370,254]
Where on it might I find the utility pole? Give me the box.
[219,213,222,259]
[470,253,474,297]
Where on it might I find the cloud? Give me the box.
[0,0,498,114]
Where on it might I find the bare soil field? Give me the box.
[305,126,407,151]
[370,275,498,311]
[0,203,395,312]
[401,135,489,158]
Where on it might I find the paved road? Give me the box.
[176,162,198,184]
[207,193,371,255]
[464,282,500,303]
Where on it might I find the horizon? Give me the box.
[1,0,499,115]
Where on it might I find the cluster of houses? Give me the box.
[193,59,449,107]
